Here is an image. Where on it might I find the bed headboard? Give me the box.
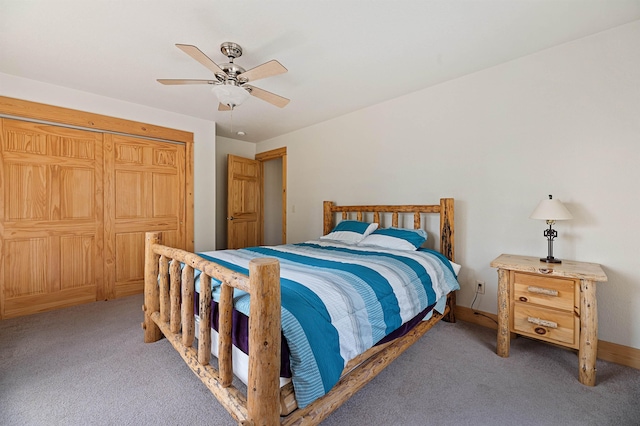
[322,198,455,262]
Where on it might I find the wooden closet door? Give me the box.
[0,119,103,318]
[103,134,186,298]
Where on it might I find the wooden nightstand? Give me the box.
[490,254,607,386]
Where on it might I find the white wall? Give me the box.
[264,158,283,245]
[0,73,217,252]
[257,22,640,350]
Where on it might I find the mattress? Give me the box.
[193,240,460,407]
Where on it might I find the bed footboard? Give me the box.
[142,232,282,425]
[142,198,457,425]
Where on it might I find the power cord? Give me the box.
[470,287,479,310]
[470,284,498,326]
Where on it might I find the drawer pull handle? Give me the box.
[534,327,547,335]
[527,316,558,329]
[519,296,528,302]
[528,286,558,297]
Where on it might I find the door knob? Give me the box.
[227,216,234,220]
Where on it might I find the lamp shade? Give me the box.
[212,84,250,109]
[530,195,573,221]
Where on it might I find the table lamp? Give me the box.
[529,194,573,263]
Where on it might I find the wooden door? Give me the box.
[227,155,261,249]
[104,134,186,298]
[0,119,103,318]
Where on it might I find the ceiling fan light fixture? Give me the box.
[159,42,289,111]
[212,84,250,109]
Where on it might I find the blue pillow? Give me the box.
[320,220,378,244]
[358,227,427,251]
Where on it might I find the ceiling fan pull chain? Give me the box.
[230,107,234,134]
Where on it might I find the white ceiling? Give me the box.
[2,1,640,143]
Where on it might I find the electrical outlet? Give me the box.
[476,281,485,294]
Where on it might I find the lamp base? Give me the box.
[540,256,562,264]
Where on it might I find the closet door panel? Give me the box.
[158,230,179,249]
[60,234,96,289]
[4,238,48,297]
[152,173,178,217]
[114,232,145,282]
[104,134,186,299]
[5,163,47,221]
[115,170,145,218]
[59,167,95,220]
[0,119,103,318]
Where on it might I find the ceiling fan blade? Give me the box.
[176,44,225,76]
[157,79,216,85]
[218,103,232,111]
[245,85,290,108]
[239,60,287,83]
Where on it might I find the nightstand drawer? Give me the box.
[512,303,579,348]
[512,272,577,312]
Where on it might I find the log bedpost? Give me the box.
[247,258,281,426]
[323,201,335,236]
[439,198,455,262]
[440,198,456,323]
[143,232,163,343]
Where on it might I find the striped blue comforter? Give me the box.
[196,240,459,408]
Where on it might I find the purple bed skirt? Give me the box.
[195,293,437,379]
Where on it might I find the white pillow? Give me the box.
[358,227,427,251]
[320,220,378,245]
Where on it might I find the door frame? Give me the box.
[255,147,287,244]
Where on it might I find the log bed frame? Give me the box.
[142,198,456,425]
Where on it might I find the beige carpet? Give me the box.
[1,294,639,425]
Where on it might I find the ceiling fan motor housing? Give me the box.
[218,63,246,82]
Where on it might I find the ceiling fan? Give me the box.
[158,42,289,111]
